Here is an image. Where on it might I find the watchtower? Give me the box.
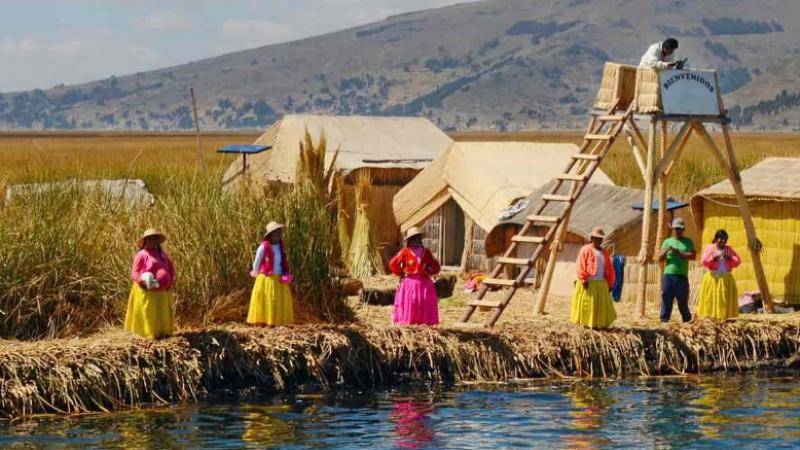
[460,62,773,327]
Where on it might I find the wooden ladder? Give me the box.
[460,102,635,327]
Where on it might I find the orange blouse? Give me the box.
[389,247,441,277]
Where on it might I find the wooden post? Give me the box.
[190,87,205,171]
[693,123,774,312]
[636,118,658,317]
[460,216,475,273]
[654,121,669,305]
[534,210,571,314]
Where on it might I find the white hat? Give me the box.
[137,228,166,247]
[404,226,424,242]
[264,221,285,237]
[590,226,606,239]
[671,218,686,229]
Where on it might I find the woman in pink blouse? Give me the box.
[124,228,176,339]
[697,229,741,320]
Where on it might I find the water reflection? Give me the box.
[390,399,436,449]
[0,372,799,449]
[564,384,614,449]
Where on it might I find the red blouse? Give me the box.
[389,246,441,277]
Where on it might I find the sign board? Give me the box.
[659,69,721,116]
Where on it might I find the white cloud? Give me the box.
[0,38,42,57]
[132,9,195,31]
[48,40,83,56]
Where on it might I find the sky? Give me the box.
[0,0,466,93]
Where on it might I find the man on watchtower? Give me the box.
[639,38,680,69]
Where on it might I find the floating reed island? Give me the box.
[2,317,800,419]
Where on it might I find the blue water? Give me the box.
[2,372,800,449]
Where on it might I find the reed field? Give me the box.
[0,130,798,340]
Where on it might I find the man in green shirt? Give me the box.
[658,218,696,322]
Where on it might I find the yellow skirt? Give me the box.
[124,283,174,339]
[570,280,617,329]
[247,274,294,326]
[697,272,739,320]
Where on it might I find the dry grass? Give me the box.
[1,313,799,418]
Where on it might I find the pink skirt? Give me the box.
[393,275,439,325]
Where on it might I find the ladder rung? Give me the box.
[468,300,502,308]
[571,154,600,161]
[511,236,545,244]
[542,194,571,202]
[526,215,560,223]
[598,115,624,121]
[497,257,531,266]
[482,278,517,288]
[557,173,588,182]
[584,134,613,141]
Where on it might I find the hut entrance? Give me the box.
[441,199,465,267]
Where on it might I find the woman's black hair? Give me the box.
[713,229,728,243]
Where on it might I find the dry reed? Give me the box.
[348,170,384,278]
[1,318,798,418]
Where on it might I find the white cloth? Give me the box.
[251,243,266,275]
[272,244,283,276]
[590,248,606,281]
[639,42,676,69]
[140,271,160,290]
[715,250,730,274]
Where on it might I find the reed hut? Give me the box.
[223,114,453,262]
[486,182,692,298]
[691,157,800,305]
[393,142,613,271]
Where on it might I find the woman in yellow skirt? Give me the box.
[247,222,294,326]
[124,229,175,339]
[571,227,617,329]
[697,229,741,320]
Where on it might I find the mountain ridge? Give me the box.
[2,0,800,131]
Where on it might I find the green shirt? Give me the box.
[661,237,694,275]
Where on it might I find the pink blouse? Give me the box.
[131,248,175,290]
[700,244,741,273]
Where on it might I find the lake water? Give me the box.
[2,372,799,449]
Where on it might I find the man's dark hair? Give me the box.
[663,38,679,50]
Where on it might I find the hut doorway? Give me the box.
[441,199,465,267]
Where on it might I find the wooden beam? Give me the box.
[652,114,730,124]
[652,121,692,183]
[654,121,669,305]
[624,130,647,177]
[663,126,694,177]
[189,87,205,171]
[636,118,658,318]
[692,123,774,312]
[627,119,649,153]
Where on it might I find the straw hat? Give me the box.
[589,226,606,239]
[264,221,285,238]
[404,226,424,242]
[137,228,166,247]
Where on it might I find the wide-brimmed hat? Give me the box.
[671,218,686,230]
[137,228,166,247]
[590,226,606,239]
[404,226,424,242]
[264,221,285,238]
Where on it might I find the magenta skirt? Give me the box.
[393,275,439,325]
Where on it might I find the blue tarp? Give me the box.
[611,255,626,302]
[631,200,689,211]
[217,144,271,154]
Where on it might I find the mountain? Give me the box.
[2,0,800,131]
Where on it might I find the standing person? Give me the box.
[697,229,741,320]
[389,227,441,325]
[571,227,617,329]
[639,38,680,69]
[248,222,295,326]
[658,218,696,323]
[125,229,175,339]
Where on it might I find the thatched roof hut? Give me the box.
[222,114,453,263]
[691,157,800,305]
[393,141,613,270]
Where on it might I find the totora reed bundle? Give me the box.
[347,170,384,279]
[2,318,799,418]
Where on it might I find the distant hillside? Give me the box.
[2,0,800,131]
